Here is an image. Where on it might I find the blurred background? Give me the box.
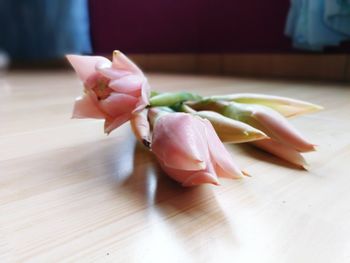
[0,0,349,81]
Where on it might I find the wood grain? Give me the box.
[1,71,350,262]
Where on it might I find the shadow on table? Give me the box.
[62,131,245,249]
[110,137,238,246]
[113,137,218,207]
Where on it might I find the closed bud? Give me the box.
[187,99,315,153]
[207,93,323,118]
[150,112,244,186]
[181,104,268,143]
[222,102,316,153]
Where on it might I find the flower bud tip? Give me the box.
[242,170,251,177]
[182,172,219,187]
[113,50,121,56]
[142,139,151,149]
[197,161,207,170]
[301,164,309,171]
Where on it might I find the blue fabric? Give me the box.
[325,0,350,35]
[0,0,92,60]
[285,0,350,51]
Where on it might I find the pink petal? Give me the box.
[204,119,243,179]
[253,106,316,152]
[109,75,143,95]
[152,113,208,171]
[159,162,218,187]
[252,139,307,169]
[96,61,131,80]
[182,171,219,187]
[104,113,132,134]
[99,93,138,117]
[112,50,143,75]
[72,94,106,119]
[66,55,110,82]
[134,81,151,112]
[130,110,151,146]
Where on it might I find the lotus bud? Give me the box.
[180,104,268,143]
[225,102,316,152]
[150,112,244,186]
[188,99,315,153]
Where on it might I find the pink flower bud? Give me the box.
[188,100,316,153]
[252,139,308,169]
[150,111,244,186]
[246,104,316,152]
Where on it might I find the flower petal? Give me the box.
[104,113,132,134]
[134,81,151,112]
[112,50,143,75]
[72,94,106,119]
[109,75,143,95]
[159,162,218,187]
[151,113,208,171]
[252,139,307,169]
[95,61,131,80]
[99,93,138,117]
[204,119,243,179]
[182,171,219,187]
[66,55,110,82]
[130,110,151,147]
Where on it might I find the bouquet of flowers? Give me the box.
[67,51,322,187]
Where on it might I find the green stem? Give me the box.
[150,91,202,107]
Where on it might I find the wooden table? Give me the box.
[1,71,350,262]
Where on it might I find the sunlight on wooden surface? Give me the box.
[1,71,350,262]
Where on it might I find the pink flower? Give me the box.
[150,110,244,186]
[67,51,150,134]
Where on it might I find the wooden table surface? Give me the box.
[1,71,350,263]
